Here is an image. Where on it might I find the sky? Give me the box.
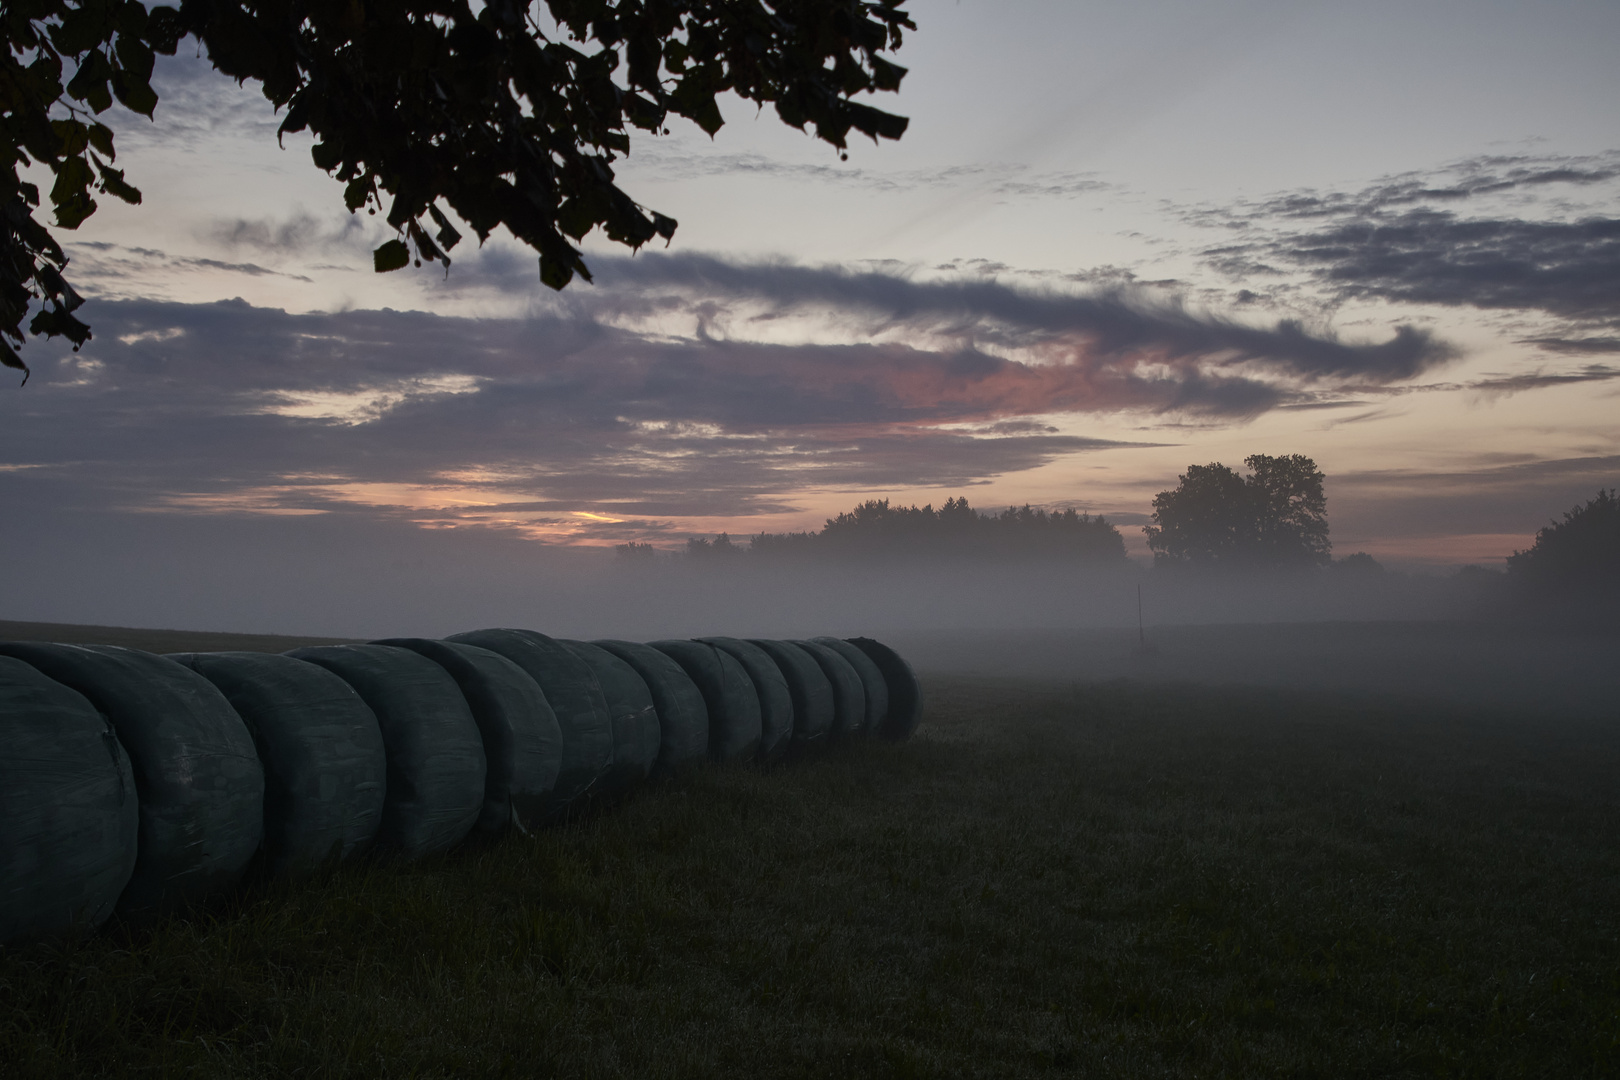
[4,0,1618,632]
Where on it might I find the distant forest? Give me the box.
[618,497,1128,564]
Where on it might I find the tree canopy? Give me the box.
[1506,489,1619,596]
[1144,453,1331,569]
[619,496,1129,564]
[3,0,914,379]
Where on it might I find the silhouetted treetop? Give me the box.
[1507,489,1619,595]
[748,495,1127,562]
[3,0,913,378]
[1145,453,1331,570]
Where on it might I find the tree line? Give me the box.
[617,497,1128,564]
[620,453,1615,615]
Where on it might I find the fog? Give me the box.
[4,507,1612,719]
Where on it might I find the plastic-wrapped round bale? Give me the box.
[648,640,761,763]
[444,629,613,820]
[810,637,890,736]
[559,641,660,797]
[0,643,263,918]
[591,640,708,778]
[792,641,865,743]
[697,637,793,763]
[747,640,834,751]
[169,652,386,874]
[0,655,137,942]
[373,638,560,834]
[286,645,485,858]
[845,637,924,740]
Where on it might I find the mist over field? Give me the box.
[5,499,1611,720]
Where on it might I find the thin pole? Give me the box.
[1137,583,1145,648]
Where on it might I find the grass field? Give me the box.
[3,665,1619,1077]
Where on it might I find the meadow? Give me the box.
[2,625,1618,1077]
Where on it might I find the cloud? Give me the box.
[625,150,1112,200]
[576,253,1454,384]
[0,253,1451,538]
[64,242,316,290]
[1188,151,1620,342]
[1220,210,1620,321]
[201,212,373,259]
[1193,151,1620,226]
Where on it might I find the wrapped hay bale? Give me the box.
[792,640,865,743]
[0,655,137,941]
[697,637,794,763]
[590,640,708,779]
[745,640,834,751]
[0,643,262,919]
[171,651,385,875]
[809,637,890,736]
[287,645,484,858]
[845,637,924,740]
[560,641,660,797]
[374,638,560,835]
[648,640,761,763]
[444,629,612,820]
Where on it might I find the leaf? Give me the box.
[66,50,115,114]
[96,163,143,206]
[344,175,372,213]
[50,158,98,229]
[115,32,156,84]
[0,340,30,385]
[29,305,93,349]
[111,68,159,119]
[51,119,91,157]
[87,122,117,160]
[311,139,343,172]
[51,5,117,56]
[144,7,185,55]
[428,204,462,251]
[373,239,410,273]
[39,265,88,313]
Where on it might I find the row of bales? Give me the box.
[0,630,921,944]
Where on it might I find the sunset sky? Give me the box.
[4,0,1618,630]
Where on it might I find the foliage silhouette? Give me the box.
[1507,489,1619,599]
[3,0,913,378]
[708,495,1127,563]
[1145,454,1330,570]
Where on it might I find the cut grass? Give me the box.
[3,675,1618,1078]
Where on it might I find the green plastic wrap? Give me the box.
[697,637,794,763]
[845,637,924,740]
[650,640,762,763]
[444,629,612,820]
[286,645,485,858]
[374,639,561,834]
[0,655,137,942]
[810,637,890,736]
[792,641,865,743]
[560,641,660,796]
[747,640,834,751]
[591,640,709,779]
[170,652,386,875]
[0,643,263,919]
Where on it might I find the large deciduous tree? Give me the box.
[2,0,913,379]
[1144,453,1331,569]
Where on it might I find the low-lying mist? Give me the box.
[7,505,1612,717]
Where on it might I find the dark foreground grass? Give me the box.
[4,676,1619,1078]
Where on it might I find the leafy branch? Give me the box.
[2,0,914,381]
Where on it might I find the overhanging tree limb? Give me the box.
[2,0,913,378]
